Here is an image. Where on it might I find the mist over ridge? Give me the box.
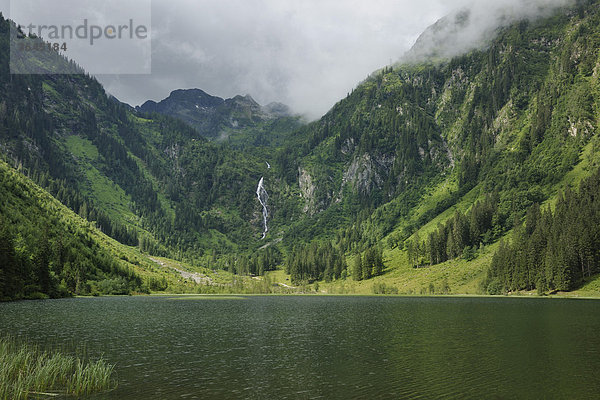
[403,0,576,63]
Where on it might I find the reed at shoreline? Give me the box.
[0,336,116,399]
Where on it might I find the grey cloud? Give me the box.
[98,0,461,119]
[405,0,575,62]
[0,0,578,119]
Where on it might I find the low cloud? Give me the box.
[406,0,575,62]
[98,0,467,119]
[0,0,578,119]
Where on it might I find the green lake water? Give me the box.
[1,295,599,399]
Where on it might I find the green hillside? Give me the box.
[0,158,281,300]
[272,0,600,294]
[0,158,146,300]
[3,1,600,299]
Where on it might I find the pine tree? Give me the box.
[373,247,384,276]
[34,226,53,295]
[0,221,18,299]
[352,255,363,281]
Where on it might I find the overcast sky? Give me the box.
[96,0,473,119]
[2,0,574,119]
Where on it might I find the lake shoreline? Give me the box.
[109,292,600,300]
[4,291,600,304]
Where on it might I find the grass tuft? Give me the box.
[0,336,116,399]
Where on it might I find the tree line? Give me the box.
[351,246,385,281]
[405,194,499,267]
[485,168,600,294]
[286,242,348,284]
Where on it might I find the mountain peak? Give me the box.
[264,102,292,118]
[228,94,260,106]
[166,88,225,107]
[136,88,293,138]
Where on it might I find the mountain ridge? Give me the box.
[2,0,600,299]
[135,88,296,140]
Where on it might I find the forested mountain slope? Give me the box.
[0,12,282,265]
[272,0,600,293]
[3,1,600,297]
[0,159,147,300]
[0,158,268,300]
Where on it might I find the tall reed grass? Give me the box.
[0,336,116,399]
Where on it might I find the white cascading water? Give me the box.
[256,177,269,239]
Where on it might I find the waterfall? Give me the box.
[256,177,269,239]
[266,162,271,169]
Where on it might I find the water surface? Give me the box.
[1,295,599,399]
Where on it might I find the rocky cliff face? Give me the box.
[299,167,317,215]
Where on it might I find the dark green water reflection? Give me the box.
[1,296,599,399]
